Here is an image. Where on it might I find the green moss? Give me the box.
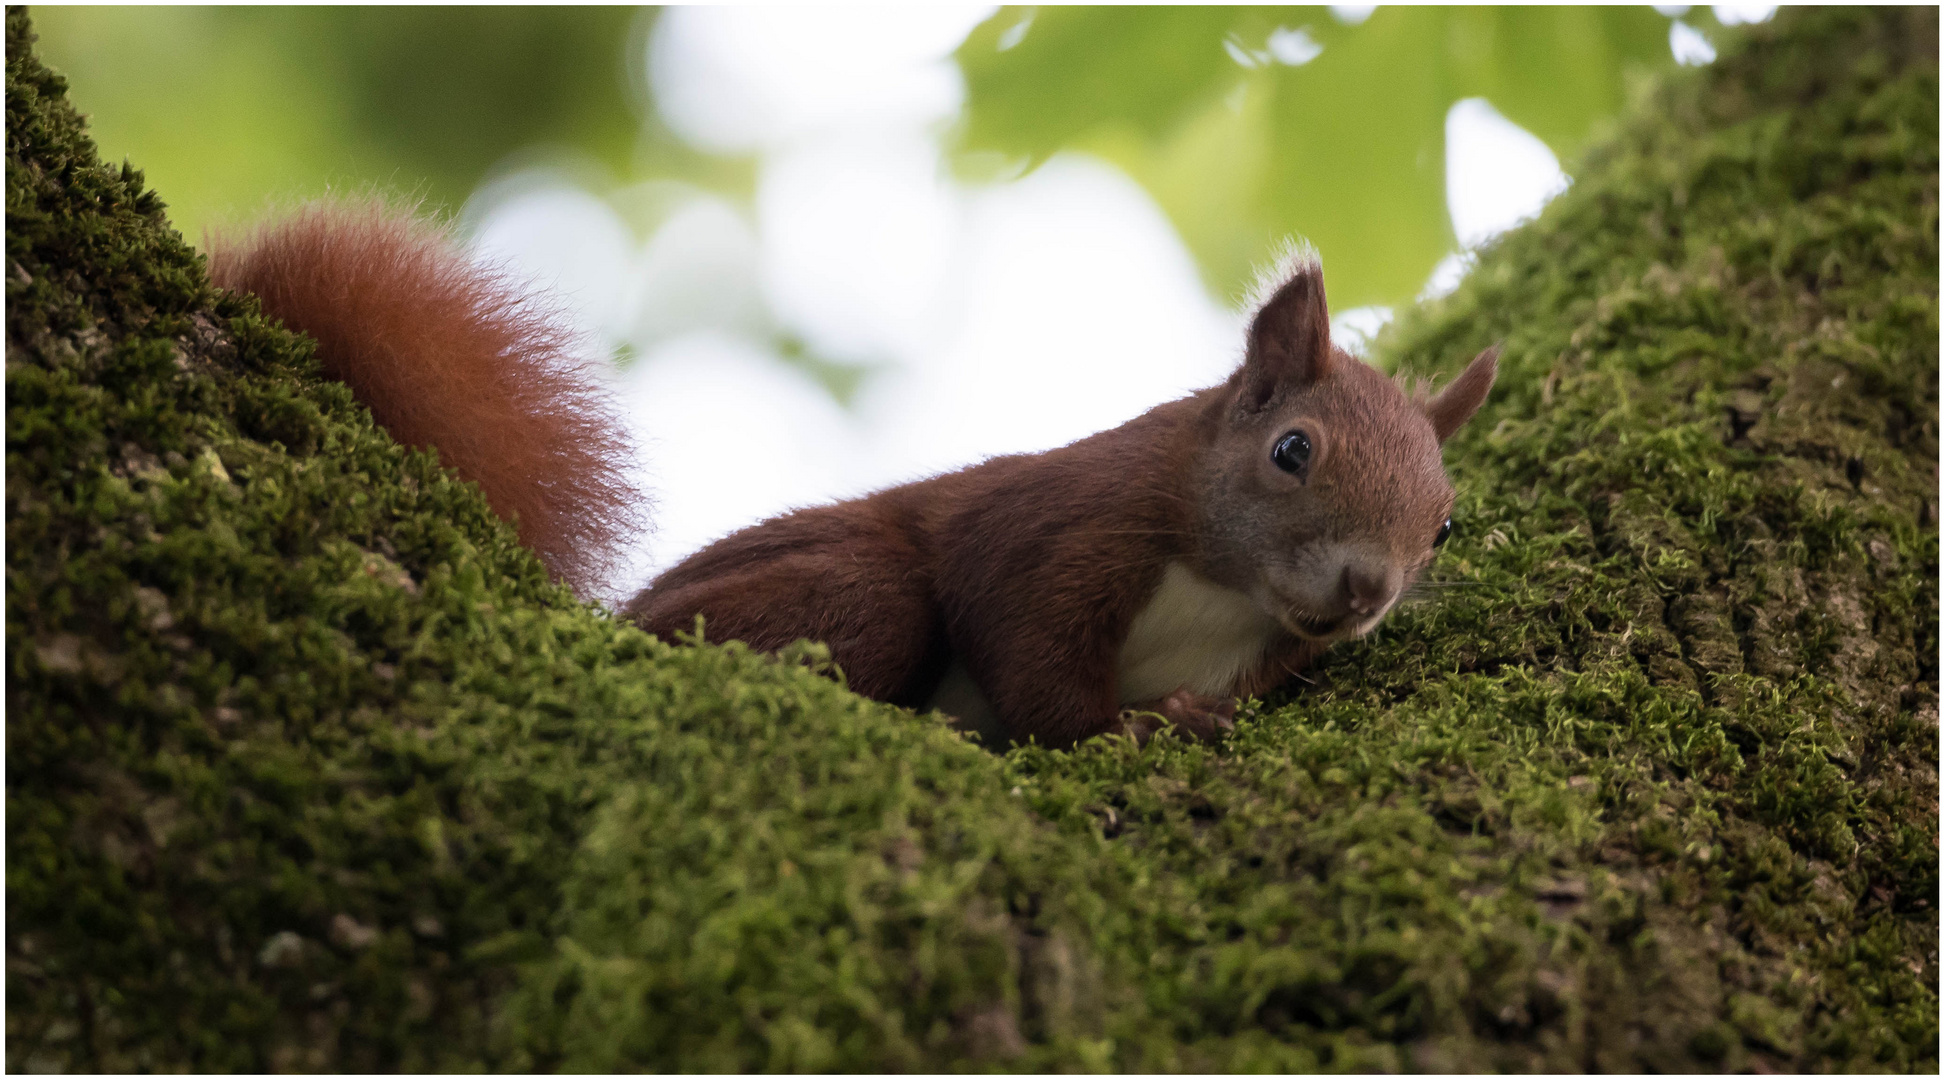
[7,5,1935,1071]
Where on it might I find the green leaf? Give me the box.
[956,6,1674,307]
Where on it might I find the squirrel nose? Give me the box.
[1342,562,1397,617]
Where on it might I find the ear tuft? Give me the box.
[1237,252,1332,412]
[1424,345,1500,442]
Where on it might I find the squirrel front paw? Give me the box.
[1116,688,1236,744]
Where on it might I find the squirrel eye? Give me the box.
[1272,430,1312,477]
[1434,518,1453,548]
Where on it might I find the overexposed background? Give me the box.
[35,4,1777,598]
[469,4,1769,593]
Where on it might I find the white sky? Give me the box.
[464,6,1764,597]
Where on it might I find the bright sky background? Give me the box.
[463,4,1774,598]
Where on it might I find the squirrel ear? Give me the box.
[1238,260,1332,412]
[1424,345,1500,442]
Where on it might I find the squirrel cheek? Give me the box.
[1251,560,1344,639]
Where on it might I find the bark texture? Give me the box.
[7,6,1935,1071]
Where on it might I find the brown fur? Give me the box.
[628,260,1497,748]
[209,200,645,598]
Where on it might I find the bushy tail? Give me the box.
[209,199,646,599]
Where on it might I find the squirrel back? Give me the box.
[209,201,645,597]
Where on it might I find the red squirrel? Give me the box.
[216,202,1497,749]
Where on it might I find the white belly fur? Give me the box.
[1116,561,1281,704]
[926,562,1278,742]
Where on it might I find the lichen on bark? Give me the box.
[6,5,1936,1072]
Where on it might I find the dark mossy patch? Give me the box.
[8,5,1936,1071]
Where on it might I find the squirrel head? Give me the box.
[1192,258,1498,643]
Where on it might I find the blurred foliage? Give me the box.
[955,6,1683,308]
[30,6,742,243]
[35,5,1696,314]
